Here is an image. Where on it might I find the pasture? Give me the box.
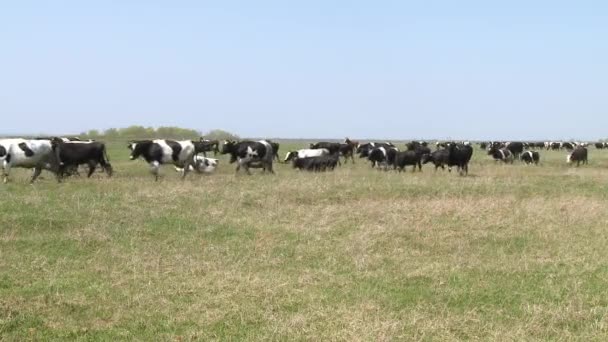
[2,141,608,340]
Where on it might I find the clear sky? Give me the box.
[1,1,607,140]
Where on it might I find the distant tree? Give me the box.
[202,129,240,141]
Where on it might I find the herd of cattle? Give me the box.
[0,137,599,183]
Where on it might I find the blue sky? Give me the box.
[1,1,607,140]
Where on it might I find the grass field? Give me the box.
[2,141,608,340]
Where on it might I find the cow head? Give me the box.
[127,141,150,160]
[284,151,297,163]
[221,140,236,155]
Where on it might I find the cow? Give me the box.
[51,138,113,180]
[194,139,220,157]
[128,139,196,181]
[268,140,281,162]
[595,142,605,149]
[447,142,473,175]
[175,156,219,174]
[356,142,394,158]
[368,146,398,170]
[520,150,540,165]
[505,142,524,158]
[393,150,422,172]
[421,148,450,171]
[567,147,588,166]
[561,142,576,150]
[339,138,358,164]
[479,142,487,150]
[310,142,341,155]
[488,146,514,164]
[284,148,329,163]
[221,140,274,175]
[292,153,340,172]
[0,139,58,183]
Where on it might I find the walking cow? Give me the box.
[128,139,196,181]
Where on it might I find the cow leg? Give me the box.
[150,161,161,181]
[30,167,43,183]
[3,163,11,184]
[267,161,274,174]
[87,161,97,177]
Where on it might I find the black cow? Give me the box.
[595,142,605,149]
[310,142,341,155]
[292,153,340,172]
[567,147,588,166]
[520,150,540,165]
[421,149,449,171]
[447,143,473,175]
[505,142,524,158]
[393,150,422,172]
[221,140,274,174]
[128,139,196,180]
[561,142,576,150]
[194,139,220,156]
[51,138,112,180]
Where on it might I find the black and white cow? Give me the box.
[0,139,58,183]
[221,140,274,174]
[368,146,398,170]
[128,140,196,180]
[175,156,219,174]
[284,148,329,163]
[561,142,576,151]
[567,146,588,166]
[356,142,394,158]
[51,138,113,180]
[520,150,540,165]
[488,146,514,163]
[594,142,605,149]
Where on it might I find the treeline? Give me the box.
[79,126,240,141]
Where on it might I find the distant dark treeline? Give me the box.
[80,126,240,141]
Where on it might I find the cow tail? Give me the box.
[103,145,110,163]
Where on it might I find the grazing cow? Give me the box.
[479,142,487,150]
[284,148,329,163]
[595,142,605,149]
[488,146,514,163]
[421,149,450,171]
[51,138,113,180]
[393,150,422,172]
[175,156,219,174]
[310,142,341,155]
[221,140,274,174]
[128,139,196,180]
[292,153,340,172]
[520,150,540,165]
[567,147,588,166]
[0,139,58,183]
[447,142,473,175]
